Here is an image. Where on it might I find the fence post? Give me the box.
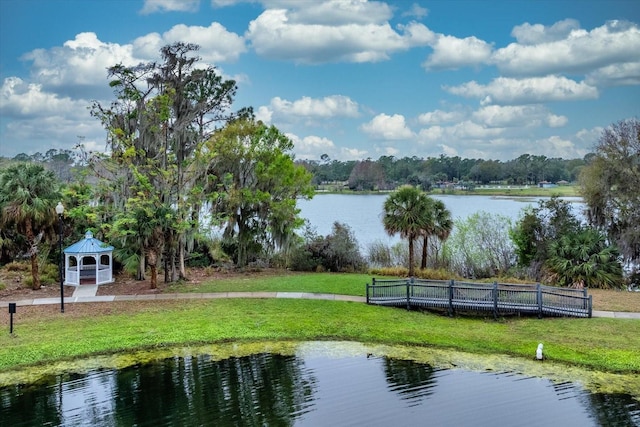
[493,281,498,320]
[366,280,370,304]
[537,283,543,318]
[588,295,593,318]
[407,277,413,310]
[448,279,454,316]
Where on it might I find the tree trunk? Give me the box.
[178,238,187,280]
[408,237,415,277]
[25,219,41,290]
[30,253,40,290]
[421,235,428,270]
[147,249,157,289]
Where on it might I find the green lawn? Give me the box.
[166,272,370,295]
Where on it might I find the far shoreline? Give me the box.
[313,185,581,198]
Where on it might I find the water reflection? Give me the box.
[1,347,639,427]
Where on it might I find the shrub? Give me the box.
[289,222,366,272]
[4,261,29,272]
[444,211,515,279]
[367,240,393,267]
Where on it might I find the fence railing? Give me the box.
[366,278,592,318]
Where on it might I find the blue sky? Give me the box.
[1,0,639,161]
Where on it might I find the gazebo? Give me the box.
[63,231,115,286]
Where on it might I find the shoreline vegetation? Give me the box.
[1,272,639,395]
[314,184,581,198]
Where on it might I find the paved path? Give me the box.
[1,286,638,319]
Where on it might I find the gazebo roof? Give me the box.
[64,231,114,254]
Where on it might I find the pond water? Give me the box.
[2,342,638,426]
[297,193,584,250]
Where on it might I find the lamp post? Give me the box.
[55,202,65,313]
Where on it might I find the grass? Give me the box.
[166,271,640,313]
[166,272,371,296]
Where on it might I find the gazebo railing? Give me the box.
[65,268,79,285]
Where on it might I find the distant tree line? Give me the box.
[4,148,589,193]
[297,153,589,191]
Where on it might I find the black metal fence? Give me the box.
[366,278,592,318]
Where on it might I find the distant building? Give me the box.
[538,181,557,188]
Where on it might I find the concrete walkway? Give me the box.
[1,286,638,319]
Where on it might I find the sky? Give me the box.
[0,0,639,162]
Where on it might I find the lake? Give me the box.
[2,342,638,426]
[298,193,584,249]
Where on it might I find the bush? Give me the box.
[443,211,515,279]
[367,240,393,267]
[289,222,366,272]
[39,263,59,285]
[4,261,29,272]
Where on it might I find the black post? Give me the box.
[9,303,16,334]
[58,212,64,313]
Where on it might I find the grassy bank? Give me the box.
[430,185,580,198]
[315,185,581,198]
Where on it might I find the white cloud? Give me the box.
[0,78,105,157]
[255,106,273,124]
[0,77,88,119]
[511,19,580,45]
[493,20,640,76]
[287,133,336,158]
[423,34,492,70]
[246,9,433,63]
[417,109,464,125]
[19,25,244,100]
[159,22,246,62]
[445,76,599,104]
[286,131,367,160]
[440,144,459,157]
[141,0,200,14]
[472,105,567,128]
[285,0,393,25]
[267,95,360,119]
[586,61,640,86]
[533,135,590,159]
[575,126,604,148]
[360,113,414,140]
[338,146,369,161]
[417,125,444,142]
[22,33,136,94]
[546,114,568,128]
[448,121,504,139]
[402,3,429,19]
[378,146,400,156]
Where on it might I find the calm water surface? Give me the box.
[2,343,638,427]
[298,193,584,249]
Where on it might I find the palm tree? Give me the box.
[0,163,59,289]
[382,186,431,276]
[420,199,453,269]
[546,228,623,289]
